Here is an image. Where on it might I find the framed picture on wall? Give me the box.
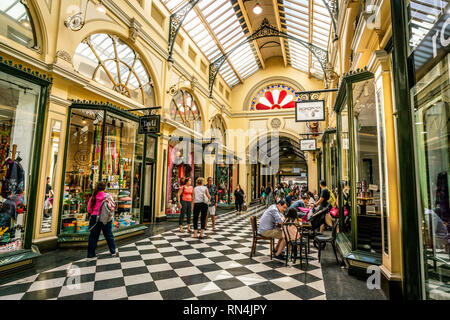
[300,139,317,151]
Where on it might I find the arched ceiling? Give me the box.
[162,0,332,89]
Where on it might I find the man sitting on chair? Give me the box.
[257,200,288,260]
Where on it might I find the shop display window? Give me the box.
[340,104,351,236]
[61,108,143,234]
[352,79,383,254]
[0,69,41,253]
[217,163,233,205]
[0,0,37,49]
[40,120,61,234]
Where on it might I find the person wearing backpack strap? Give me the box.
[178,177,193,233]
[87,181,117,261]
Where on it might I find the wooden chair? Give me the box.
[250,215,274,260]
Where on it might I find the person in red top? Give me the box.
[87,181,117,260]
[178,177,193,233]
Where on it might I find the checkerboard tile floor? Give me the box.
[0,205,326,300]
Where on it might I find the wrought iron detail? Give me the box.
[167,0,200,63]
[322,0,339,41]
[208,18,329,98]
[296,88,338,101]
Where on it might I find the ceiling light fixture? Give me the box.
[253,2,262,14]
[95,1,107,15]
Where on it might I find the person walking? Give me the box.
[205,177,218,231]
[192,177,211,239]
[87,181,116,260]
[234,185,245,213]
[265,186,274,207]
[178,177,193,233]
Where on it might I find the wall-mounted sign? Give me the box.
[139,115,160,134]
[295,100,325,122]
[300,139,316,151]
[293,168,300,173]
[343,138,349,150]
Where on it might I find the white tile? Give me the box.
[270,277,303,290]
[179,249,199,255]
[158,247,177,253]
[216,260,242,269]
[222,240,237,245]
[202,251,223,258]
[147,263,172,273]
[119,243,136,248]
[118,250,140,257]
[227,253,248,260]
[190,258,214,266]
[1,274,38,287]
[151,240,169,244]
[253,256,271,263]
[307,268,323,279]
[164,255,188,263]
[215,245,231,251]
[58,281,95,297]
[0,293,25,300]
[276,267,304,276]
[244,263,272,273]
[154,277,186,291]
[307,280,326,293]
[121,260,146,269]
[128,292,163,300]
[141,253,163,260]
[95,269,123,281]
[225,286,260,300]
[264,290,301,300]
[189,282,221,297]
[136,245,156,250]
[28,278,66,292]
[171,241,189,247]
[93,286,127,300]
[174,267,202,277]
[44,263,73,273]
[77,266,97,275]
[235,274,267,286]
[184,297,198,300]
[191,243,209,249]
[96,257,121,266]
[204,270,234,281]
[124,274,153,286]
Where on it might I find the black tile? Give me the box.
[169,261,194,269]
[0,282,33,296]
[226,267,253,277]
[235,258,260,266]
[249,281,283,295]
[144,258,166,266]
[72,260,97,268]
[288,285,324,300]
[150,236,165,241]
[138,249,159,255]
[122,266,150,277]
[94,277,125,291]
[175,245,193,251]
[58,292,94,300]
[126,281,158,297]
[22,287,61,300]
[213,278,246,291]
[36,270,68,281]
[154,243,172,248]
[209,256,230,263]
[135,241,153,246]
[256,270,286,280]
[197,291,232,300]
[117,246,138,252]
[150,270,178,281]
[180,273,211,286]
[160,286,194,300]
[290,272,321,284]
[184,254,205,260]
[196,264,222,273]
[160,251,180,257]
[119,255,143,263]
[218,249,239,255]
[95,263,122,273]
[196,247,215,253]
[228,244,246,249]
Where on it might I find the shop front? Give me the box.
[215,154,239,208]
[0,57,51,271]
[57,101,154,245]
[334,69,386,272]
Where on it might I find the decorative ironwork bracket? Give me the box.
[322,0,339,41]
[209,18,329,98]
[167,0,199,63]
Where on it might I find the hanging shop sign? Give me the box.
[138,115,160,134]
[300,139,317,151]
[295,100,325,122]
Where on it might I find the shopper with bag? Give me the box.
[87,181,117,260]
[192,178,211,239]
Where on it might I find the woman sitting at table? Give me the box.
[274,208,300,260]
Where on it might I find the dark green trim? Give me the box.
[333,69,374,112]
[0,249,39,269]
[390,0,423,300]
[152,135,159,223]
[0,56,52,86]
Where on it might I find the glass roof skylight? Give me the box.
[280,0,331,78]
[162,0,261,88]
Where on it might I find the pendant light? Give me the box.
[253,2,262,15]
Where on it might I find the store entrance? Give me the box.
[143,162,154,223]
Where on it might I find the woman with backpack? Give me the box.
[192,177,211,239]
[178,177,193,233]
[87,181,117,260]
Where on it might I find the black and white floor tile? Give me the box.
[0,205,326,300]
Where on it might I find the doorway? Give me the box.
[143,162,155,223]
